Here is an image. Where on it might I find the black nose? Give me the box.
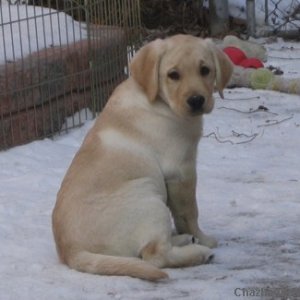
[187,95,205,112]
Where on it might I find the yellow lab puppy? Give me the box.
[52,35,233,281]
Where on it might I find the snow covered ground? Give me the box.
[0,38,300,299]
[1,0,300,298]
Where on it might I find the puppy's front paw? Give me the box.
[197,234,218,249]
[172,234,197,246]
[191,236,200,244]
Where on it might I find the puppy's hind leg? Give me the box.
[141,240,213,269]
[138,196,213,270]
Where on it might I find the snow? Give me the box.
[0,1,86,64]
[1,2,300,300]
[0,38,299,299]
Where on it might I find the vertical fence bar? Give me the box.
[264,0,269,25]
[246,0,256,37]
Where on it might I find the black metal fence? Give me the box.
[265,0,300,32]
[247,0,300,37]
[0,0,141,149]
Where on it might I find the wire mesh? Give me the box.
[262,0,300,37]
[0,0,141,149]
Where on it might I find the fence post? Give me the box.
[264,0,269,25]
[209,0,229,36]
[246,0,256,37]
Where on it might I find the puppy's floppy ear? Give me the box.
[205,39,233,99]
[129,39,166,102]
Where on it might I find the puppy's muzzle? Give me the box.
[187,95,205,113]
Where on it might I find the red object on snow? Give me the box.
[223,46,247,65]
[223,46,264,69]
[239,58,264,69]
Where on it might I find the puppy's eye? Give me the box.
[168,70,180,81]
[200,66,210,76]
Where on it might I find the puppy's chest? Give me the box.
[143,122,198,180]
[158,138,196,180]
[134,109,202,180]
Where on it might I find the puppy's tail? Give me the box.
[67,251,168,281]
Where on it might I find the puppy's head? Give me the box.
[130,35,233,117]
